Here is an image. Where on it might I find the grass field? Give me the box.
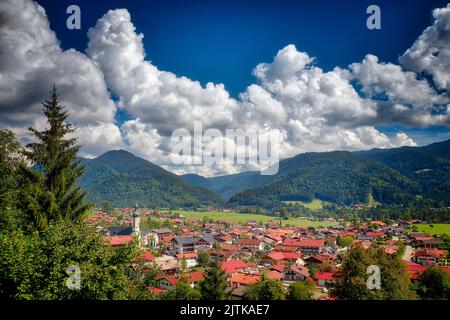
[367,194,381,208]
[159,209,338,228]
[408,224,450,236]
[281,199,326,210]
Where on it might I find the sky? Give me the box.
[1,0,450,176]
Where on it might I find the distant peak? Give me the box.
[96,149,136,159]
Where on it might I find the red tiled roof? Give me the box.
[367,232,385,237]
[315,272,340,280]
[285,265,310,278]
[284,239,325,247]
[229,273,260,285]
[273,245,298,252]
[267,270,284,280]
[221,260,255,274]
[147,287,168,294]
[105,235,132,246]
[238,238,262,245]
[221,243,240,251]
[175,252,198,259]
[143,251,154,261]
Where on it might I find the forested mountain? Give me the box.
[77,150,224,208]
[78,140,450,209]
[184,139,450,208]
[355,139,450,202]
[228,151,421,208]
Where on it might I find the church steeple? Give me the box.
[133,203,141,242]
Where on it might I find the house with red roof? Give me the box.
[262,251,303,266]
[157,271,205,290]
[175,252,198,268]
[283,239,325,256]
[236,238,265,251]
[221,260,257,275]
[105,235,133,247]
[304,254,336,266]
[229,273,260,288]
[315,272,342,288]
[147,287,168,295]
[413,249,447,266]
[283,265,310,282]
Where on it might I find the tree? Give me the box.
[337,235,354,248]
[197,252,211,266]
[181,257,188,270]
[101,201,114,215]
[0,220,143,299]
[164,277,201,300]
[0,130,25,231]
[19,87,91,231]
[417,267,450,300]
[287,281,314,300]
[245,271,286,300]
[331,246,417,300]
[280,208,289,220]
[198,261,229,300]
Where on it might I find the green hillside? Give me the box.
[228,151,420,208]
[78,150,224,208]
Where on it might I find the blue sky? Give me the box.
[38,0,447,97]
[34,0,449,146]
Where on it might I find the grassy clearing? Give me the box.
[367,194,381,208]
[159,209,338,228]
[281,199,326,210]
[408,224,450,236]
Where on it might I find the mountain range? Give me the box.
[77,150,223,208]
[78,139,450,208]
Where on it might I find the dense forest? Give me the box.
[77,150,224,208]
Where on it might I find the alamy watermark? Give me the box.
[66,265,81,290]
[170,121,280,175]
[366,265,381,290]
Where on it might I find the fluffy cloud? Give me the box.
[1,1,449,176]
[86,9,239,136]
[401,4,450,92]
[0,0,122,156]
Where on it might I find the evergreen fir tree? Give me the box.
[198,260,229,299]
[19,86,91,230]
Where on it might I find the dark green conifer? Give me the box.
[20,86,91,230]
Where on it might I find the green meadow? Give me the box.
[409,224,450,236]
[158,209,338,228]
[281,199,327,210]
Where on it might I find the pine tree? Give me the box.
[198,260,229,300]
[19,86,91,230]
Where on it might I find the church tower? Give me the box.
[132,203,141,243]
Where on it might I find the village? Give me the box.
[86,205,450,300]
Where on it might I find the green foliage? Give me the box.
[417,267,450,300]
[18,87,91,230]
[145,217,162,229]
[163,277,201,300]
[229,151,421,208]
[0,129,25,231]
[77,150,224,208]
[245,272,286,300]
[0,220,143,299]
[287,281,314,300]
[101,201,115,215]
[198,261,229,300]
[337,235,355,248]
[197,252,211,266]
[280,208,289,219]
[331,246,417,300]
